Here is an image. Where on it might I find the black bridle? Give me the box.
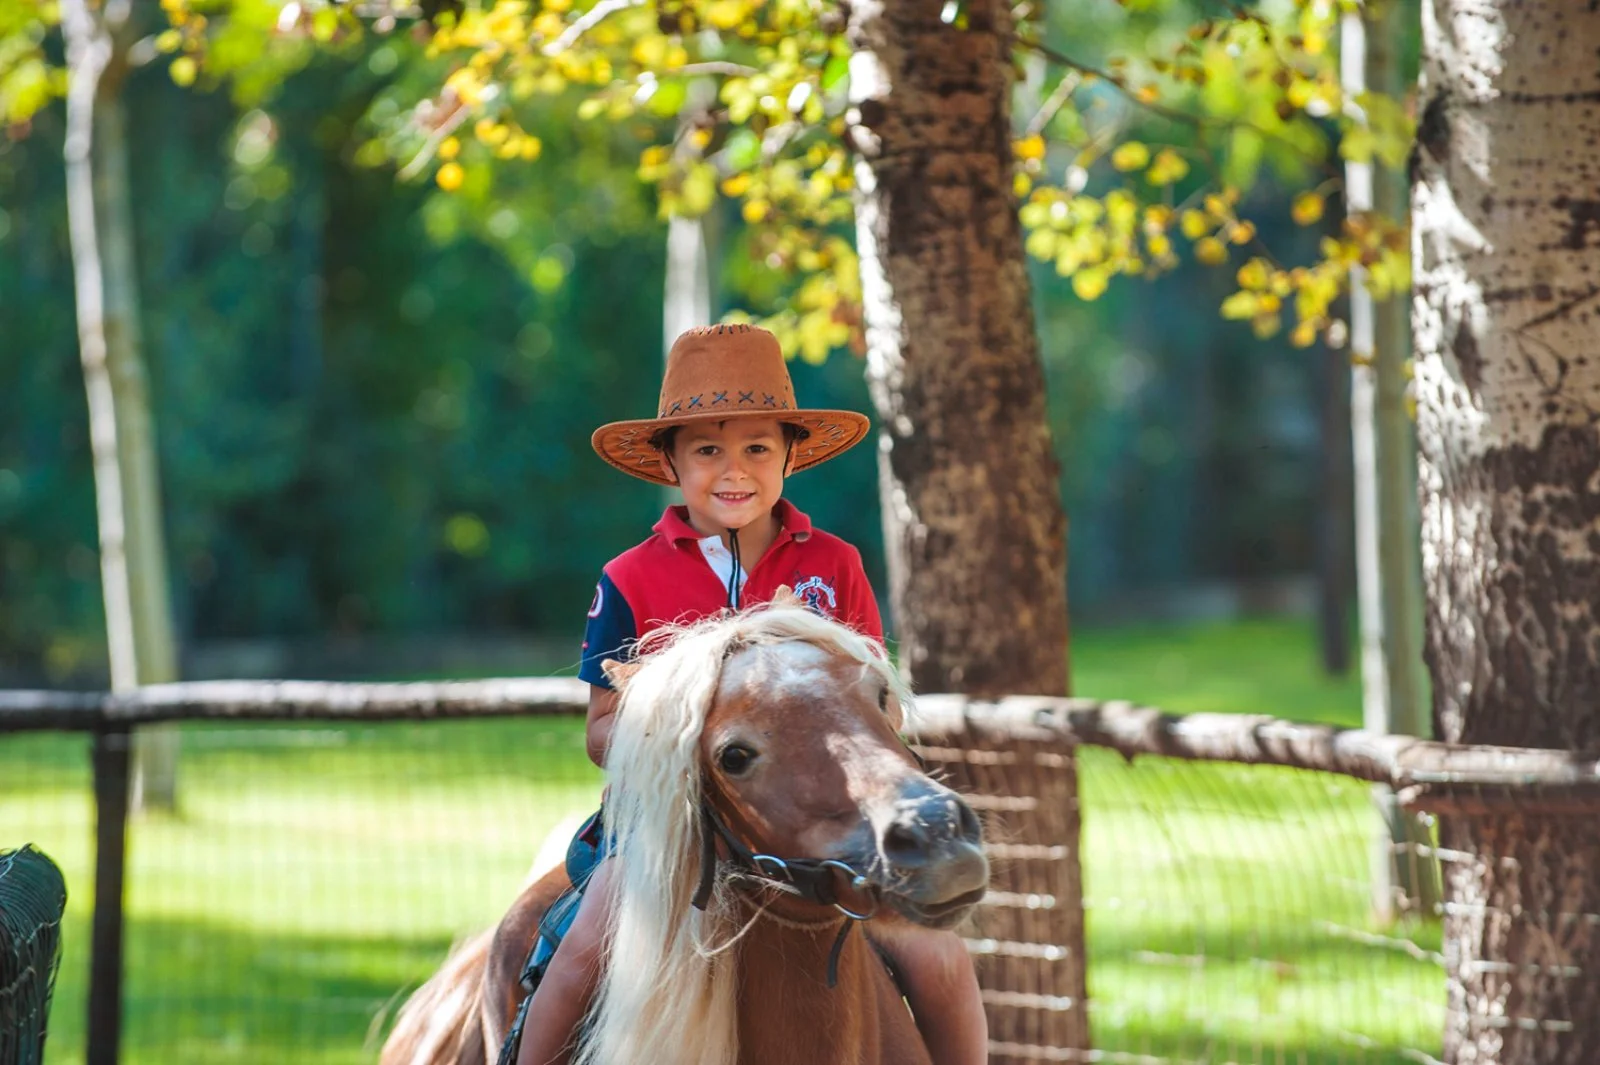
[691,800,878,987]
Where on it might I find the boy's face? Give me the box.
[663,418,790,533]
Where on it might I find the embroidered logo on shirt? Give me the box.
[792,575,838,615]
[588,582,605,618]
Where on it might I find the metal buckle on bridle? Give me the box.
[695,803,880,987]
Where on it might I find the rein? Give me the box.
[691,801,877,988]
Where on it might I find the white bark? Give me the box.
[1415,3,1600,1059]
[62,0,180,809]
[1342,0,1435,924]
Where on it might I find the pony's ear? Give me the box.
[602,658,643,689]
[770,584,804,610]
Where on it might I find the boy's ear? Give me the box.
[602,658,643,690]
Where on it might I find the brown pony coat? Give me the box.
[380,602,982,1065]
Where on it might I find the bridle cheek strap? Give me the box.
[690,801,876,989]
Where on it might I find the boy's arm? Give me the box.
[584,684,621,767]
[578,571,635,767]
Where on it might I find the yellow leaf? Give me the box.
[1111,141,1150,172]
[1290,319,1319,348]
[1195,236,1228,265]
[169,56,197,87]
[706,0,745,29]
[1236,258,1269,291]
[1072,268,1110,301]
[1014,134,1047,161]
[1180,209,1209,240]
[1013,172,1033,197]
[721,173,752,197]
[1025,228,1058,261]
[1220,291,1259,319]
[742,199,770,224]
[632,36,668,68]
[1251,314,1281,339]
[436,162,465,191]
[520,136,542,161]
[437,136,461,161]
[1146,148,1189,186]
[475,118,508,146]
[1229,220,1257,245]
[1292,192,1325,226]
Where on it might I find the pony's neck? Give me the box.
[734,916,931,1065]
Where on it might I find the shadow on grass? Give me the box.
[47,912,475,1065]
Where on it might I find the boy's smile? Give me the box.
[663,418,791,549]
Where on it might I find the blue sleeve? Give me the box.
[579,572,637,689]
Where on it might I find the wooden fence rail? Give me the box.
[8,681,1600,791]
[6,680,1600,1063]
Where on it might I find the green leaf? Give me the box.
[723,128,761,171]
[821,55,849,93]
[647,77,688,118]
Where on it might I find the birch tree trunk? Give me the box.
[1342,0,1435,925]
[1414,2,1600,1058]
[846,0,1086,1054]
[63,0,180,810]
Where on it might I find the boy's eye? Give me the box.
[695,445,719,457]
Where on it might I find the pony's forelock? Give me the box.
[574,603,901,1065]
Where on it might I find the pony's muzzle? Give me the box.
[873,780,989,922]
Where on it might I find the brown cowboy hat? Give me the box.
[591,324,871,486]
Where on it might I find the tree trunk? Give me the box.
[1343,0,1437,925]
[845,0,1086,1056]
[1413,2,1600,1059]
[63,0,180,810]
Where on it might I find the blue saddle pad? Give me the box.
[498,809,607,1065]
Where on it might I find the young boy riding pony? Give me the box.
[508,324,987,1065]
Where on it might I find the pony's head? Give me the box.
[606,589,988,926]
[580,593,987,1065]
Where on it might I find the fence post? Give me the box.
[88,725,130,1065]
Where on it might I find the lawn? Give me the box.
[1,615,1442,1064]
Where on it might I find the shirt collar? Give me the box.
[653,499,813,545]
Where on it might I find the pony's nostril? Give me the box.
[955,799,982,844]
[882,819,931,866]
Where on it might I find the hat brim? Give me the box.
[592,408,872,486]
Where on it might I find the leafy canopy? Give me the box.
[10,0,1414,356]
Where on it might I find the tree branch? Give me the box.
[542,0,644,57]
[1012,35,1335,175]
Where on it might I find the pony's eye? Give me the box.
[718,744,757,776]
[878,687,890,714]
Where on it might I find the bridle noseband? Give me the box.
[691,800,878,987]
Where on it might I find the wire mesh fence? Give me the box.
[919,738,1444,1065]
[3,685,1472,1065]
[1,843,68,1065]
[1,717,602,1065]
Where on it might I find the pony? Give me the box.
[381,590,989,1065]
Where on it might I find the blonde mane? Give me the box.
[572,603,905,1065]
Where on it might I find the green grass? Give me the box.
[2,616,1441,1064]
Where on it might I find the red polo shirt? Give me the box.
[579,500,883,688]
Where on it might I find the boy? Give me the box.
[515,324,986,1065]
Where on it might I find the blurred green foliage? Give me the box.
[0,2,1419,681]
